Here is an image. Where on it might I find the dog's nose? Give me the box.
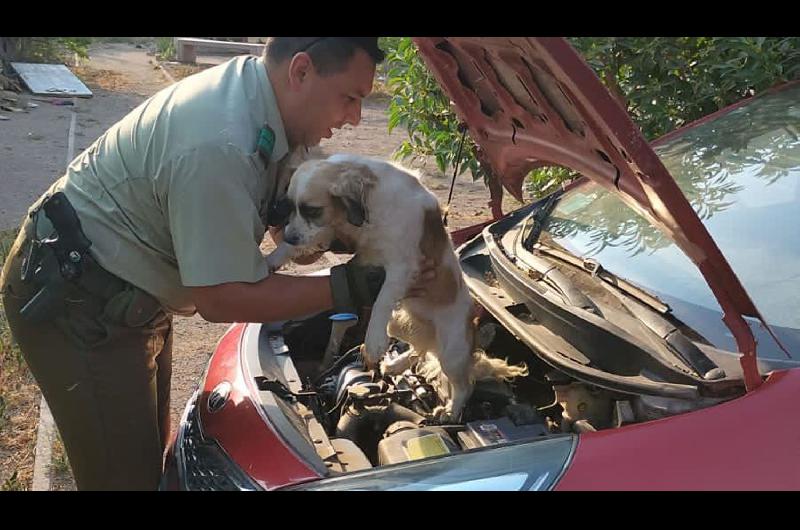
[284,233,300,246]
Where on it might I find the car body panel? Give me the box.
[555,369,800,490]
[195,323,320,490]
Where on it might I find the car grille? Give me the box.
[178,395,259,491]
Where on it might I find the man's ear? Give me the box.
[329,162,378,227]
[287,52,313,91]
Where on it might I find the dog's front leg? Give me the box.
[362,268,411,368]
[265,242,297,273]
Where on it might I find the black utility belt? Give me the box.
[19,192,127,321]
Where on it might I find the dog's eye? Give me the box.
[300,204,323,219]
[268,197,293,228]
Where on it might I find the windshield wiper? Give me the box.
[599,276,726,381]
[522,192,561,251]
[532,242,725,381]
[533,243,670,314]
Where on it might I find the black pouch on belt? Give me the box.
[103,285,163,328]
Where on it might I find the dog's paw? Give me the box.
[265,242,296,273]
[267,254,281,274]
[379,349,417,376]
[359,344,380,371]
[431,405,456,424]
[265,253,285,273]
[363,331,390,367]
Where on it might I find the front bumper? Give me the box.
[162,390,261,491]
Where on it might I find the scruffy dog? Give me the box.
[266,154,527,420]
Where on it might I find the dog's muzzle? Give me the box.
[283,233,300,246]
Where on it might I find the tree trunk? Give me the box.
[1,37,12,62]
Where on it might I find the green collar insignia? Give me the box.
[257,123,276,164]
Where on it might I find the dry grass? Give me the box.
[49,433,76,490]
[50,434,69,474]
[70,65,131,92]
[160,63,205,82]
[0,228,39,491]
[0,229,78,491]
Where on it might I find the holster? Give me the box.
[17,193,162,326]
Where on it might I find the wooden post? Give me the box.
[176,40,197,63]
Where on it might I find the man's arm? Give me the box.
[191,256,438,323]
[191,273,333,323]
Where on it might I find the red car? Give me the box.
[162,38,800,490]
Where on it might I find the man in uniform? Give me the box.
[0,37,434,490]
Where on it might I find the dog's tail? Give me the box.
[470,350,528,382]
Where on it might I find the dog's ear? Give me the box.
[328,162,378,227]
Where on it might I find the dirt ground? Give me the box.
[0,39,521,490]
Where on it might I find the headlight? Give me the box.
[174,391,260,491]
[287,435,576,491]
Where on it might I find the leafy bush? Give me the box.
[4,38,91,65]
[156,38,176,61]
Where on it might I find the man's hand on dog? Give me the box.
[330,254,436,310]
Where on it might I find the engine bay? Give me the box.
[249,308,732,475]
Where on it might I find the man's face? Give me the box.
[291,49,376,147]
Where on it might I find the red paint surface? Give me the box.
[198,324,321,490]
[556,370,800,490]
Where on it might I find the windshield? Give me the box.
[540,84,800,359]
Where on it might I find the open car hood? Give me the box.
[413,37,788,389]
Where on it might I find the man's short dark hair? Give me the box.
[264,37,385,75]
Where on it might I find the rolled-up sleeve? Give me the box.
[163,145,269,287]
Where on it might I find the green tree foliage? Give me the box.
[2,37,91,64]
[384,38,493,188]
[384,37,800,199]
[573,37,800,138]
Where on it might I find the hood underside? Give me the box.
[413,37,788,387]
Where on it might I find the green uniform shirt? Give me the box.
[39,56,291,314]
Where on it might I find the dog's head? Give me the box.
[282,158,378,252]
